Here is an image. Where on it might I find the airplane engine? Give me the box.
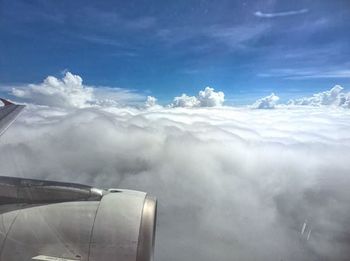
[0,176,157,261]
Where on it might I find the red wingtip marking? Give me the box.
[0,98,14,106]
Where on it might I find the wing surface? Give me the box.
[0,98,25,137]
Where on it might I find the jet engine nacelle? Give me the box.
[0,176,157,261]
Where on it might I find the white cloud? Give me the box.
[7,72,350,112]
[254,9,309,18]
[93,87,145,106]
[145,96,158,108]
[1,105,350,261]
[251,93,279,109]
[3,73,350,260]
[289,85,350,108]
[171,87,224,108]
[11,72,145,108]
[171,94,199,108]
[12,72,93,108]
[198,87,225,107]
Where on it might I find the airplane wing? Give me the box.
[0,99,157,261]
[0,98,25,137]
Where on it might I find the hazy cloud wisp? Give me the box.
[254,9,309,18]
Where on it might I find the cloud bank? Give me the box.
[9,71,350,110]
[11,72,146,108]
[1,106,350,261]
[10,72,226,109]
[2,73,350,260]
[12,72,93,108]
[289,85,350,108]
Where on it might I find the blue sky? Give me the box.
[1,0,350,104]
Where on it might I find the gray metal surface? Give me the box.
[0,178,157,261]
[136,195,157,261]
[0,99,25,137]
[1,201,99,261]
[89,190,146,261]
[0,176,104,205]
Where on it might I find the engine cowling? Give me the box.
[0,176,157,261]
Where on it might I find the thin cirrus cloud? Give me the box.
[258,68,350,80]
[287,70,350,80]
[156,23,270,50]
[206,23,269,48]
[254,8,309,18]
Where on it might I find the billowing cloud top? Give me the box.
[171,94,200,108]
[10,72,226,109]
[145,96,158,108]
[198,87,225,107]
[289,85,350,108]
[251,93,279,109]
[11,72,146,108]
[12,72,94,108]
[171,87,224,108]
[9,72,350,111]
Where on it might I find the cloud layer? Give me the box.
[2,73,350,260]
[1,103,350,261]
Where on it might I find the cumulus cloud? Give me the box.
[171,87,224,107]
[171,93,200,108]
[9,72,226,109]
[198,87,225,107]
[12,72,93,108]
[11,72,145,108]
[289,85,350,108]
[1,103,350,261]
[251,93,279,109]
[145,96,158,108]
